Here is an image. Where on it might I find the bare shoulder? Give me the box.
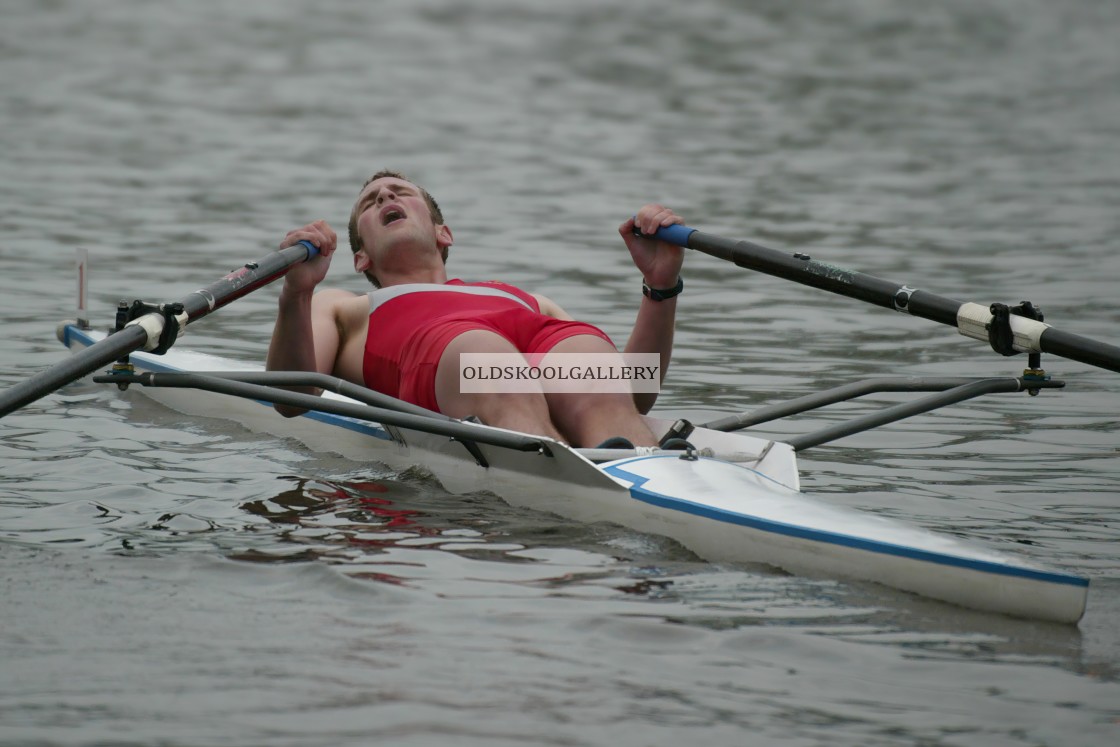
[311,287,363,312]
[311,287,368,327]
[532,293,574,321]
[312,287,363,304]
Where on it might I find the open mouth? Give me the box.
[380,206,406,226]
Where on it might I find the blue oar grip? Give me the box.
[632,221,697,248]
[296,239,320,258]
[652,223,696,247]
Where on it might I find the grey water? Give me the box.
[2,0,1119,745]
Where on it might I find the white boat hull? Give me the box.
[60,324,1088,623]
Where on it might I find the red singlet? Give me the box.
[362,279,614,412]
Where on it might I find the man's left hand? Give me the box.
[618,204,685,290]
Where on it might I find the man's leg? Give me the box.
[433,329,566,442]
[539,334,659,448]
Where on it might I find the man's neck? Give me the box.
[378,266,449,287]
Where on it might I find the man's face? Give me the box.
[352,177,439,255]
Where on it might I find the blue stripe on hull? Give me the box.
[604,459,1088,589]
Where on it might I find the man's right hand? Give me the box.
[280,220,337,296]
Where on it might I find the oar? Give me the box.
[649,224,1120,374]
[0,240,319,418]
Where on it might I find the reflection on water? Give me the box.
[217,472,1110,688]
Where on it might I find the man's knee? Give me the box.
[547,391,636,423]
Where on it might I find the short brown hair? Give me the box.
[348,169,446,287]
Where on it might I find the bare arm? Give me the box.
[532,205,684,415]
[622,293,677,414]
[619,204,686,414]
[532,293,574,320]
[265,220,341,417]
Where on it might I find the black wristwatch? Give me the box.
[642,276,683,301]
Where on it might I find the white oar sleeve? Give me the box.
[956,302,1051,353]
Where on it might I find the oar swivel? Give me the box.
[957,302,1048,355]
[120,300,189,355]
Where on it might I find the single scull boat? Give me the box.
[55,324,1088,624]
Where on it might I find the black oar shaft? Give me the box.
[176,242,315,322]
[1039,327,1120,375]
[0,241,316,418]
[686,231,963,324]
[0,325,147,417]
[664,227,1120,374]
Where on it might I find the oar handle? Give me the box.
[644,223,697,247]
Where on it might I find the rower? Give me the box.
[266,170,687,449]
